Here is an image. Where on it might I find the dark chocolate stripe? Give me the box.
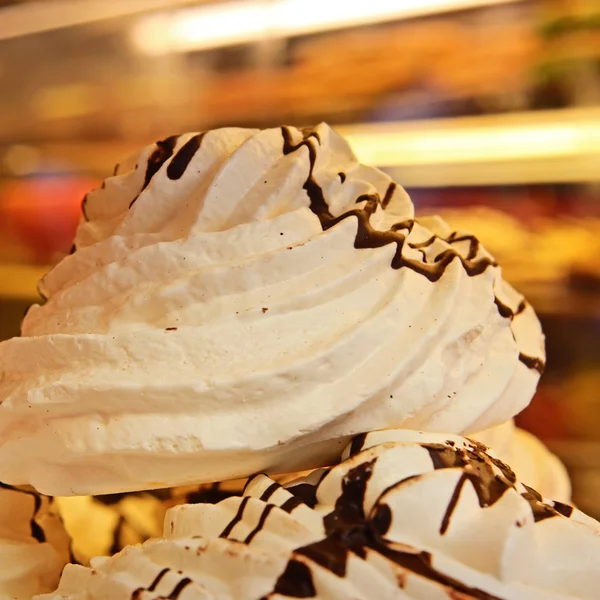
[296,537,349,577]
[244,504,276,544]
[165,577,193,599]
[445,232,480,260]
[281,126,544,374]
[271,559,316,597]
[131,567,169,599]
[219,496,250,538]
[378,547,503,600]
[521,485,560,523]
[518,353,545,375]
[280,495,304,513]
[0,482,46,542]
[409,235,437,250]
[286,482,319,509]
[259,481,280,502]
[348,432,367,457]
[439,473,467,534]
[130,135,179,208]
[552,501,574,518]
[370,502,392,535]
[494,296,515,319]
[167,133,205,180]
[338,172,346,183]
[81,194,89,221]
[516,299,527,315]
[281,126,495,284]
[381,182,397,208]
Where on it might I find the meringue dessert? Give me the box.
[0,483,71,599]
[0,123,545,496]
[54,421,569,562]
[37,430,599,600]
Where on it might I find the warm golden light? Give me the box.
[131,0,521,55]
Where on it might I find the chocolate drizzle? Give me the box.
[348,432,368,457]
[271,559,316,598]
[423,440,568,529]
[259,481,280,502]
[132,568,169,599]
[164,577,192,599]
[552,500,574,519]
[521,485,562,523]
[213,432,580,599]
[166,133,205,180]
[285,482,319,509]
[281,125,496,284]
[518,353,545,375]
[381,182,397,208]
[244,504,275,544]
[0,482,46,543]
[280,495,305,513]
[439,473,468,534]
[270,451,504,599]
[280,126,543,373]
[219,496,250,538]
[129,135,178,208]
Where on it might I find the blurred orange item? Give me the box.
[0,175,98,264]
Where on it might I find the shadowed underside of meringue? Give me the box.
[38,430,598,600]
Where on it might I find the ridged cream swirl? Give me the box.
[0,124,544,495]
[0,483,71,600]
[37,430,598,600]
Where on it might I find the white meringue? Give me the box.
[0,124,544,495]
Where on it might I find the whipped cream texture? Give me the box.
[0,124,544,495]
[38,429,598,599]
[0,483,71,599]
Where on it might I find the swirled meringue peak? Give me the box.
[38,430,599,600]
[0,124,544,495]
[0,483,71,599]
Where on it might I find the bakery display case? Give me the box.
[0,0,599,519]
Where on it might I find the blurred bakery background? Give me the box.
[0,0,598,513]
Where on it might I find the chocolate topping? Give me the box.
[219,496,250,539]
[164,577,192,599]
[348,432,368,457]
[222,434,577,598]
[131,567,169,599]
[271,559,316,598]
[244,504,275,544]
[0,482,46,543]
[518,353,546,375]
[166,133,205,180]
[129,135,178,208]
[280,126,543,373]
